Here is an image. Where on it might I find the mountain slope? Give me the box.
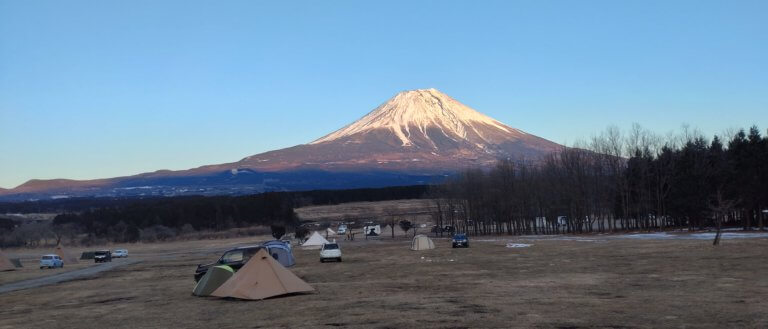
[1,88,562,199]
[212,88,561,173]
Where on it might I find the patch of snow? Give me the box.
[506,243,532,248]
[620,232,768,240]
[310,88,518,146]
[118,186,155,190]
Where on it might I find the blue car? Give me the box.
[40,254,64,269]
[452,233,469,248]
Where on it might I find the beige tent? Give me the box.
[302,231,330,249]
[193,265,234,296]
[211,249,314,300]
[52,245,79,264]
[411,234,435,250]
[0,250,16,271]
[392,224,407,237]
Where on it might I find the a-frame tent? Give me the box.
[211,249,314,300]
[302,231,330,249]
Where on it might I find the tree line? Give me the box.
[0,185,428,247]
[431,125,768,236]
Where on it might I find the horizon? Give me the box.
[1,1,767,188]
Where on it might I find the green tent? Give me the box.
[193,265,234,297]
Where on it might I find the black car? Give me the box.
[94,250,112,263]
[194,245,263,282]
[452,233,469,248]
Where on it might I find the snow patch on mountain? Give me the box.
[311,88,523,146]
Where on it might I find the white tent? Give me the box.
[325,228,337,236]
[302,231,330,249]
[411,234,435,250]
[363,225,381,236]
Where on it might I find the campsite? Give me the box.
[1,232,767,328]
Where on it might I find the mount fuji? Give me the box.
[1,89,562,200]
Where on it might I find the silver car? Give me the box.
[112,249,128,258]
[39,254,63,269]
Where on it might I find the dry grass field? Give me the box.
[295,199,436,224]
[1,234,767,328]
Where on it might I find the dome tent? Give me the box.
[193,265,234,297]
[410,234,435,250]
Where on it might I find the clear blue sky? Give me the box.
[1,1,766,188]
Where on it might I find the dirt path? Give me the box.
[0,258,141,294]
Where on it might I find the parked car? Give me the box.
[94,250,112,263]
[452,233,469,248]
[40,254,64,269]
[112,249,128,258]
[194,245,263,282]
[320,243,342,262]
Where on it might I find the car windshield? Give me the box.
[95,251,108,255]
[221,250,243,263]
[454,234,467,239]
[220,248,260,263]
[42,256,52,260]
[324,244,339,250]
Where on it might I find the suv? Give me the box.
[94,250,112,263]
[452,233,469,248]
[112,249,128,258]
[320,243,342,262]
[40,254,64,269]
[194,246,263,282]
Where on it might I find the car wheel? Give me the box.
[338,258,342,262]
[40,266,44,269]
[320,259,324,263]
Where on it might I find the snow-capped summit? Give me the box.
[312,88,524,146]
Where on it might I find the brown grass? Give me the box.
[1,235,767,328]
[295,199,436,224]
